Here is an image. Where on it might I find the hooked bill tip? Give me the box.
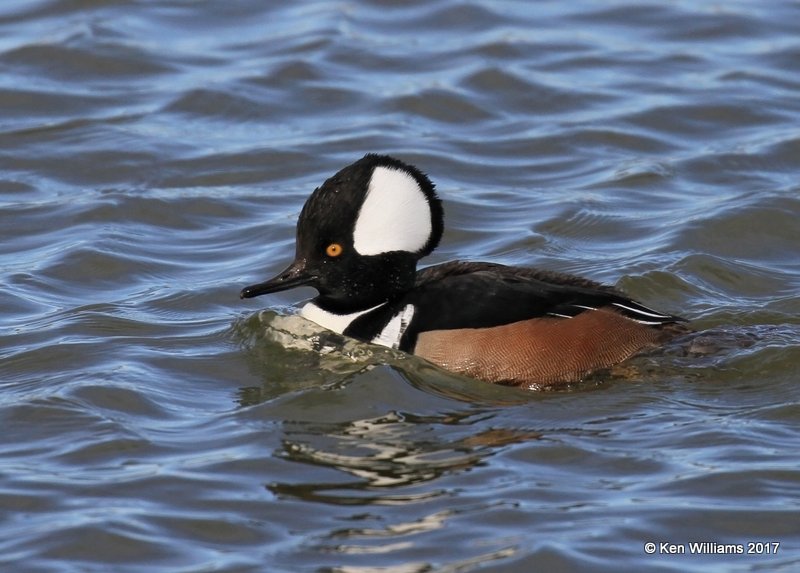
[239,263,316,300]
[240,283,266,299]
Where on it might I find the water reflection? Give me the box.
[269,409,542,505]
[233,314,543,508]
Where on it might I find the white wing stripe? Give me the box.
[611,302,672,319]
[547,312,573,319]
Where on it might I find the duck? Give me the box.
[240,153,687,388]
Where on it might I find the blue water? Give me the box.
[1,1,799,571]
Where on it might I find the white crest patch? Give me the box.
[300,302,383,334]
[353,166,432,256]
[371,304,415,349]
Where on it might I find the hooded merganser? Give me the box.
[241,154,687,388]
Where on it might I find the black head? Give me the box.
[240,154,444,313]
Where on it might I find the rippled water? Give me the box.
[2,1,799,571]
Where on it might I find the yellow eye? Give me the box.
[325,243,343,257]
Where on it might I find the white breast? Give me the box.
[300,302,416,350]
[371,304,415,349]
[300,302,381,334]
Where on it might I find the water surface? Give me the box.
[2,1,799,571]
